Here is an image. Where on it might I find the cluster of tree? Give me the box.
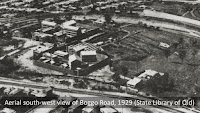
[136,73,175,94]
[112,64,129,77]
[73,80,88,89]
[0,56,20,75]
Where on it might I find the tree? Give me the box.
[104,13,112,24]
[112,73,120,82]
[145,73,175,94]
[178,49,187,63]
[178,37,184,45]
[0,48,3,56]
[192,48,198,63]
[65,14,73,20]
[121,66,129,76]
[164,49,171,60]
[136,61,140,72]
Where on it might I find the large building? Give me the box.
[33,42,110,76]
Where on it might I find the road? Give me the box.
[73,14,200,38]
[0,78,198,113]
[162,0,200,4]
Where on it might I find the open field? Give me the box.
[149,2,188,16]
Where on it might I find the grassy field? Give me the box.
[104,24,200,97]
[149,2,188,16]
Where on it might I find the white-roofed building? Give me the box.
[54,50,68,57]
[127,77,142,88]
[138,69,164,80]
[73,45,87,52]
[41,20,57,28]
[43,52,57,60]
[62,20,76,27]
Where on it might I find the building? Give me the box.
[127,77,142,88]
[62,20,76,27]
[100,106,119,113]
[33,46,51,60]
[61,20,81,38]
[126,69,165,90]
[41,20,57,28]
[32,32,53,42]
[80,51,97,62]
[138,69,164,80]
[64,25,81,38]
[53,30,66,42]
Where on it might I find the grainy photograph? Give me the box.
[0,0,200,113]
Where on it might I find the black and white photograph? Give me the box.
[0,0,200,113]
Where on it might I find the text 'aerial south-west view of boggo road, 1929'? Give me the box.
[1,0,200,113]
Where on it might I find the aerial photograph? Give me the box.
[1,0,200,113]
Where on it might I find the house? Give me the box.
[138,69,164,80]
[127,77,142,88]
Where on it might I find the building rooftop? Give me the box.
[0,108,16,113]
[82,107,94,113]
[100,107,118,113]
[69,43,98,52]
[62,25,80,31]
[43,52,57,58]
[34,46,50,53]
[73,45,87,52]
[42,27,54,33]
[41,20,57,27]
[81,51,97,56]
[62,20,76,27]
[127,77,142,86]
[54,50,68,56]
[53,31,65,37]
[34,32,53,38]
[138,69,164,79]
